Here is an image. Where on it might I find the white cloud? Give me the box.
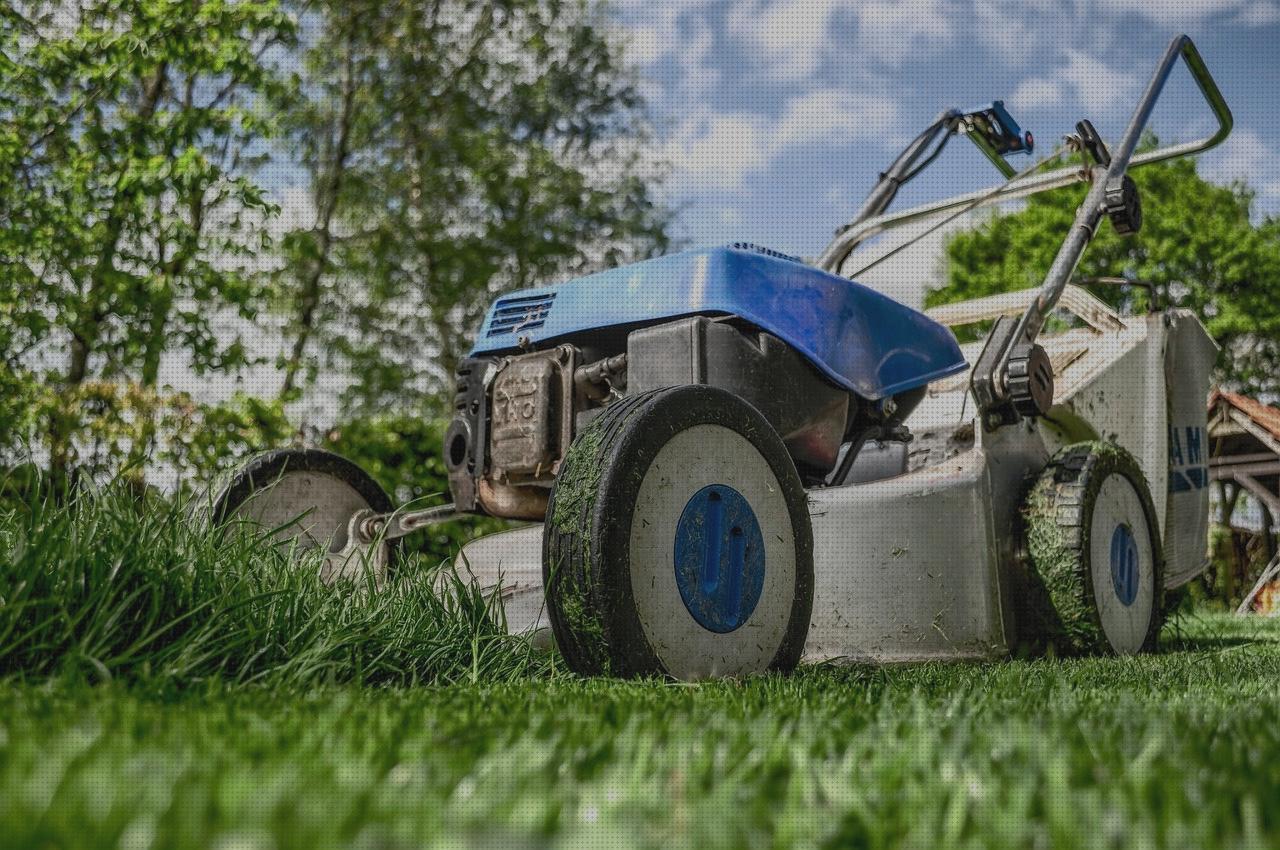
[1010,78,1065,111]
[1094,0,1278,27]
[1058,50,1140,109]
[972,0,1277,72]
[726,0,955,80]
[1232,0,1280,24]
[609,2,719,69]
[608,0,716,13]
[665,112,771,190]
[676,19,721,96]
[1210,127,1270,177]
[971,0,1067,65]
[774,88,899,147]
[727,0,841,80]
[1010,50,1139,113]
[624,0,1276,87]
[854,0,955,65]
[663,89,899,191]
[623,23,668,67]
[1203,128,1280,198]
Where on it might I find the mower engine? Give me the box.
[443,245,959,520]
[446,318,884,520]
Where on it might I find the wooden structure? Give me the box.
[1208,391,1280,613]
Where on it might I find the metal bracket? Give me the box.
[970,316,1019,429]
[956,100,1035,178]
[1076,276,1160,313]
[359,504,458,543]
[321,509,391,585]
[1075,119,1111,167]
[315,504,459,583]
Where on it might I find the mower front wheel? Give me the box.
[543,385,814,680]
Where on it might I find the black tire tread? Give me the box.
[544,391,658,675]
[212,448,395,525]
[544,386,813,678]
[209,448,401,570]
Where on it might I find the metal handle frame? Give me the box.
[1006,35,1230,355]
[818,34,1232,275]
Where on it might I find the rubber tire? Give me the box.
[211,449,400,578]
[543,385,814,679]
[1019,442,1164,655]
[212,449,395,526]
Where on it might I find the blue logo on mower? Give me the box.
[1110,524,1139,607]
[674,485,766,633]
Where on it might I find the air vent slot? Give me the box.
[486,292,557,338]
[730,243,803,264]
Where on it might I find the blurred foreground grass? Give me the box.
[0,484,544,688]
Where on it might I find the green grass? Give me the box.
[0,485,544,687]
[3,489,1280,849]
[1,613,1278,849]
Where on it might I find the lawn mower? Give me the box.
[214,35,1232,679]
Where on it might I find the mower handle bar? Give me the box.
[1006,33,1230,369]
[817,34,1233,274]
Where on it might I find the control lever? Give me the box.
[1075,119,1111,167]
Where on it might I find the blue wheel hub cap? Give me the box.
[674,484,766,633]
[1110,524,1139,607]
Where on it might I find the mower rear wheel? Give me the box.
[211,448,397,584]
[543,385,814,680]
[1020,442,1164,655]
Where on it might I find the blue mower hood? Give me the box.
[471,244,966,401]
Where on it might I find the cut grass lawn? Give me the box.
[2,613,1280,850]
[4,488,1280,849]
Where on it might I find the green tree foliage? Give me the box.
[274,0,671,416]
[3,0,668,491]
[1,0,294,481]
[929,153,1280,395]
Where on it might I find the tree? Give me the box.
[929,152,1280,396]
[0,1,294,482]
[274,0,670,417]
[1,0,671,490]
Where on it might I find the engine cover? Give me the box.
[489,346,576,484]
[471,245,967,401]
[445,346,579,520]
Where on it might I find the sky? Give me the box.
[607,0,1280,304]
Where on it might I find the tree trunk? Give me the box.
[280,39,358,400]
[49,63,169,487]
